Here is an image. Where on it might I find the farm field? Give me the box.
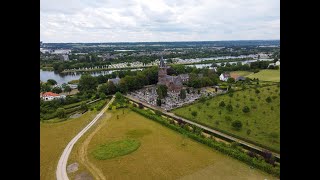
[40,111,99,180]
[246,69,280,82]
[230,71,253,77]
[68,108,277,180]
[173,85,280,152]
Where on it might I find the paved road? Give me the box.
[56,96,115,180]
[126,95,280,160]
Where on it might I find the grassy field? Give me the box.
[246,69,280,82]
[68,108,277,179]
[230,71,253,77]
[173,85,280,152]
[40,111,99,180]
[92,139,141,160]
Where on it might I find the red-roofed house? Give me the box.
[41,92,66,101]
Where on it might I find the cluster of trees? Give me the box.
[78,74,98,93]
[85,66,159,96]
[176,67,220,88]
[187,73,219,88]
[249,60,271,69]
[214,60,276,75]
[215,62,251,74]
[40,79,72,94]
[110,92,127,109]
[40,93,98,120]
[40,83,111,121]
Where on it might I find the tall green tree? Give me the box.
[78,74,98,92]
[80,102,88,111]
[191,111,197,117]
[47,79,57,86]
[97,75,107,84]
[106,81,116,94]
[226,104,233,112]
[242,106,250,113]
[52,87,62,94]
[156,85,168,99]
[227,77,235,83]
[179,89,186,99]
[98,84,108,95]
[64,86,72,94]
[232,120,242,130]
[41,83,51,92]
[211,62,218,67]
[56,108,66,119]
[156,98,161,106]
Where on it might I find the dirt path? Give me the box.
[56,96,115,180]
[78,113,111,180]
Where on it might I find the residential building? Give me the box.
[219,72,230,81]
[41,92,66,101]
[108,76,121,85]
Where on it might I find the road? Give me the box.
[126,95,280,160]
[56,96,115,180]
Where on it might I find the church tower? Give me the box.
[158,56,167,85]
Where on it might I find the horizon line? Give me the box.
[41,39,280,44]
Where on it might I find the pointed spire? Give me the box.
[160,56,165,67]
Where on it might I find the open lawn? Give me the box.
[231,71,253,77]
[92,139,141,160]
[68,108,277,180]
[40,111,99,180]
[173,85,280,152]
[246,69,280,82]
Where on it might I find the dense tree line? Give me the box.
[76,66,159,96]
[41,45,279,73]
[215,60,271,75]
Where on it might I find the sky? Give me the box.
[40,0,280,43]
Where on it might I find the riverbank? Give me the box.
[59,57,270,73]
[61,66,148,73]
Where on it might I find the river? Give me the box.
[185,59,273,68]
[40,58,273,84]
[40,69,142,84]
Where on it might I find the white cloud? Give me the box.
[40,0,280,42]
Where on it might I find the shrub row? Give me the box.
[40,112,57,120]
[65,106,80,114]
[130,106,280,177]
[92,100,108,111]
[63,100,90,109]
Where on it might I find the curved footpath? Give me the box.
[56,96,115,180]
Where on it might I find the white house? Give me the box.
[41,92,66,101]
[108,76,121,85]
[219,72,231,82]
[268,60,280,68]
[268,61,280,68]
